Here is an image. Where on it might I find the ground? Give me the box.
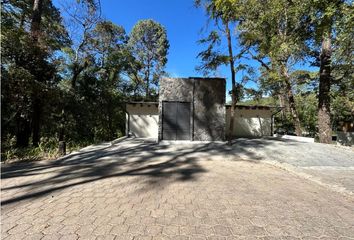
[1,138,354,240]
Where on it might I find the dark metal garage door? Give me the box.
[162,102,191,140]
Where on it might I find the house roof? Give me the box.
[225,104,278,110]
[126,102,278,110]
[126,102,159,107]
[188,77,226,80]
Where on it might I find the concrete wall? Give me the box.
[225,107,272,137]
[126,103,273,139]
[126,104,158,138]
[159,77,226,141]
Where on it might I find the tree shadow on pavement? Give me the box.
[1,137,291,206]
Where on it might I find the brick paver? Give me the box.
[1,138,354,239]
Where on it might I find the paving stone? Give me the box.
[145,225,163,235]
[95,235,116,240]
[59,234,78,240]
[22,233,44,240]
[93,225,113,236]
[42,224,64,235]
[213,226,232,236]
[127,224,146,235]
[110,224,129,235]
[7,224,32,235]
[75,224,95,237]
[1,138,354,240]
[163,226,179,236]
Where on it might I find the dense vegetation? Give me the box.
[196,0,353,141]
[1,0,169,161]
[1,0,353,161]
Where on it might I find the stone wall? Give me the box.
[193,78,225,141]
[158,77,226,141]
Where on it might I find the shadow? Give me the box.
[1,138,212,206]
[1,137,300,206]
[192,79,226,141]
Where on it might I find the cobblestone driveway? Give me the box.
[1,138,354,239]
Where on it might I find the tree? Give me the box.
[128,19,169,100]
[237,0,312,136]
[87,20,131,139]
[309,0,350,143]
[1,0,69,147]
[59,0,101,91]
[195,0,243,143]
[55,0,101,146]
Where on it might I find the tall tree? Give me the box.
[128,19,169,100]
[56,0,101,145]
[30,0,43,40]
[195,0,243,142]
[29,0,43,147]
[1,0,69,147]
[309,0,348,143]
[237,0,312,136]
[88,20,130,139]
[59,0,101,90]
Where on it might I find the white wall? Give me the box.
[126,104,158,138]
[225,108,272,137]
[126,104,273,139]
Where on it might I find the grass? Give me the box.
[1,137,94,164]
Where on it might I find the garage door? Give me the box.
[162,102,191,140]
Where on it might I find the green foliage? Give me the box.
[296,94,318,135]
[128,19,169,99]
[0,136,92,163]
[196,31,229,74]
[332,95,354,123]
[1,1,169,162]
[1,0,69,148]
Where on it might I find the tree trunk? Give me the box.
[32,98,42,147]
[71,67,80,90]
[29,0,44,147]
[278,94,287,120]
[59,112,65,142]
[16,116,31,148]
[30,0,43,41]
[145,62,151,99]
[225,22,236,144]
[146,77,150,99]
[318,33,332,144]
[281,65,302,136]
[58,141,66,156]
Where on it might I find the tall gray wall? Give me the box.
[158,77,225,141]
[193,78,225,141]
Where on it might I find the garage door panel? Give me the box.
[162,102,191,140]
[162,102,177,140]
[176,102,190,140]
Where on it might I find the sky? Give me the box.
[100,0,255,100]
[100,0,212,76]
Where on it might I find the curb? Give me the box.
[110,136,128,145]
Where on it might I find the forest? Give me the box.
[1,0,353,161]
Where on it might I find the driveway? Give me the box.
[229,138,354,195]
[1,138,354,240]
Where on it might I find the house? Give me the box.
[126,77,277,141]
